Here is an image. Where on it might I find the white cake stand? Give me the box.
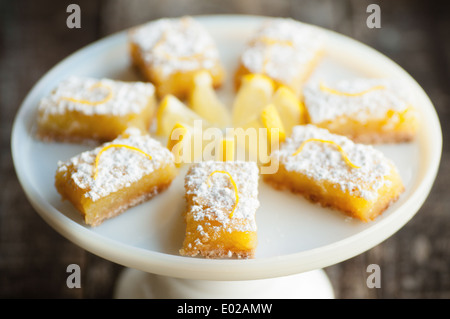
[11,15,442,299]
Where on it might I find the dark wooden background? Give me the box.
[1,0,449,298]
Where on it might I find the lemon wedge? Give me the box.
[271,85,306,135]
[260,103,286,144]
[156,94,208,136]
[235,103,285,165]
[166,122,205,165]
[232,73,275,127]
[167,122,190,162]
[189,71,231,128]
[216,137,235,162]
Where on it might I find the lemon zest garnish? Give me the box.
[60,82,113,106]
[259,37,294,47]
[292,138,361,169]
[207,170,239,218]
[217,138,235,162]
[319,82,385,97]
[166,52,203,61]
[93,144,152,180]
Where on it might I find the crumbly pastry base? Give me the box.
[36,131,102,146]
[180,247,255,259]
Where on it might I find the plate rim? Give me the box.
[11,14,443,281]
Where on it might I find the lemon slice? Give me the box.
[232,73,275,127]
[189,71,231,128]
[167,120,224,165]
[260,103,286,144]
[234,103,285,165]
[216,137,235,162]
[166,122,205,165]
[167,122,190,163]
[271,85,306,135]
[156,94,208,136]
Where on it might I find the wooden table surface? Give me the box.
[1,0,449,298]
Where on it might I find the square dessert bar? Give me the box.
[234,18,324,96]
[37,76,156,143]
[180,161,260,258]
[264,125,404,222]
[55,128,177,226]
[129,16,225,99]
[303,78,419,143]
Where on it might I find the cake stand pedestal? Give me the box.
[113,268,334,299]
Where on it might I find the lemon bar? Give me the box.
[55,128,177,226]
[180,161,259,258]
[234,18,324,96]
[303,78,419,143]
[37,76,156,143]
[264,125,404,222]
[129,16,225,99]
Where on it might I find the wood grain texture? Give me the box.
[1,0,449,298]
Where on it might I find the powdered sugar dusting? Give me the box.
[271,125,396,200]
[130,16,220,77]
[304,78,411,123]
[39,76,154,116]
[185,161,259,232]
[241,18,324,83]
[57,128,174,201]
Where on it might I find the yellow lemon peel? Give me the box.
[60,82,113,106]
[94,144,152,180]
[292,138,361,169]
[207,170,239,218]
[319,82,385,97]
[259,37,294,47]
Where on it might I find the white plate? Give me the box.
[12,15,442,281]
